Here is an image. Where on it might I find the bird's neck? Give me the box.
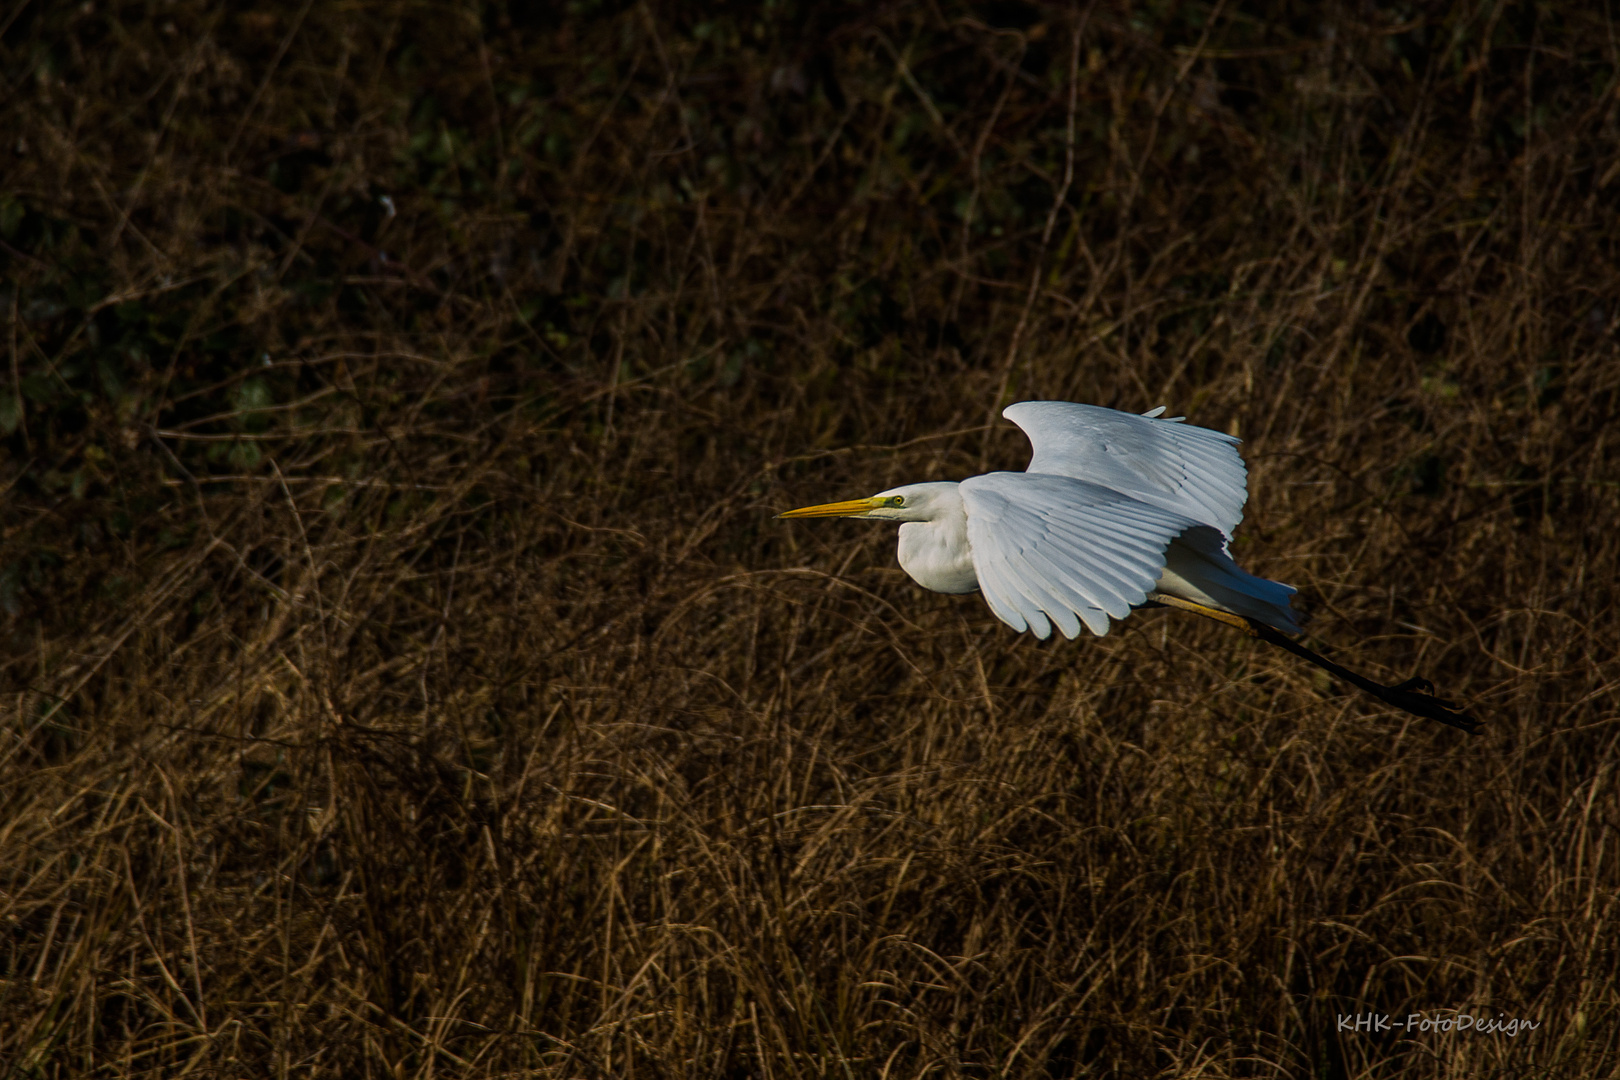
[896,488,978,595]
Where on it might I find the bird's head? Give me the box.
[778,481,960,523]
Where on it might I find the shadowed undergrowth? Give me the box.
[2,1,1618,1077]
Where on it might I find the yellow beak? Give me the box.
[777,496,883,519]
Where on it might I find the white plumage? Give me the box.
[779,400,1301,639]
[1004,401,1248,535]
[960,473,1199,637]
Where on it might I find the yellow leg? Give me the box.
[1147,592,1259,637]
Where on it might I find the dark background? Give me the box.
[2,1,1617,1076]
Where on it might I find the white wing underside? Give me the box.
[1003,401,1249,535]
[959,472,1201,639]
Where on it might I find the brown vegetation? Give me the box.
[2,1,1618,1076]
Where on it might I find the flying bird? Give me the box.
[780,401,1480,733]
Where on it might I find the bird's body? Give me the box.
[782,401,1300,639]
[891,483,976,594]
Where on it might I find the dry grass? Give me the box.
[3,1,1619,1077]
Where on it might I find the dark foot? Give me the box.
[1374,678,1481,734]
[1241,618,1484,735]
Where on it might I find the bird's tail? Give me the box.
[1156,526,1303,634]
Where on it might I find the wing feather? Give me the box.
[960,472,1199,639]
[1017,529,1144,613]
[992,559,1052,638]
[1019,546,1131,620]
[983,499,1153,610]
[973,555,1034,634]
[1006,554,1084,639]
[1010,546,1101,615]
[1003,400,1250,535]
[1032,516,1173,588]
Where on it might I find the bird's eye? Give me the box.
[889,496,905,507]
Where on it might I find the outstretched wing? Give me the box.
[1002,401,1249,536]
[959,472,1199,639]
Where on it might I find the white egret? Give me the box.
[780,401,1480,733]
